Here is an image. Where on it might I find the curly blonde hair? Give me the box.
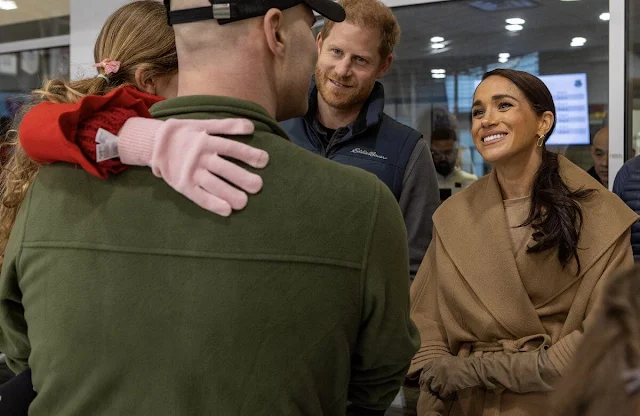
[0,0,178,269]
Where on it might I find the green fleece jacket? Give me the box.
[0,95,420,415]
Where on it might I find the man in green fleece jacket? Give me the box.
[0,1,420,415]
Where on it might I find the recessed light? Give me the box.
[499,57,509,63]
[570,37,586,47]
[430,36,445,43]
[499,53,511,59]
[0,1,17,10]
[505,18,525,25]
[431,43,445,49]
[432,74,446,79]
[505,24,523,32]
[599,12,610,21]
[431,69,446,74]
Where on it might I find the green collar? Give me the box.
[150,95,289,140]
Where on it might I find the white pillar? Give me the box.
[608,0,627,189]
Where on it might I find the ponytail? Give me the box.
[34,75,123,105]
[521,150,595,274]
[482,69,597,274]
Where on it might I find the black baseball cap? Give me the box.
[164,0,346,26]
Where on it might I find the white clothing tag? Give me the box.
[95,128,119,162]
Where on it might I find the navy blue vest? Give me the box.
[280,82,421,201]
[613,156,640,261]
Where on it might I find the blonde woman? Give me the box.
[1,0,269,268]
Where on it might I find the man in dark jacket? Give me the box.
[0,1,420,415]
[613,154,640,261]
[281,0,439,280]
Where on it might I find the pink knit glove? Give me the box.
[117,117,268,216]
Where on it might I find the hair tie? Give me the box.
[92,58,121,76]
[96,74,110,83]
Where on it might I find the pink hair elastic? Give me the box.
[93,58,121,76]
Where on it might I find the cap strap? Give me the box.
[165,1,234,26]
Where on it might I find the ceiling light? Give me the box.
[560,0,580,2]
[499,57,509,63]
[0,1,17,10]
[499,53,511,59]
[431,43,445,49]
[430,36,445,43]
[505,18,525,25]
[431,69,446,74]
[570,37,586,47]
[505,24,523,31]
[599,12,610,21]
[432,74,446,79]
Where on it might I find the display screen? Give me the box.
[541,73,590,145]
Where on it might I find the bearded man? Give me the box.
[281,0,439,280]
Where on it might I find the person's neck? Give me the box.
[177,57,276,118]
[495,151,543,200]
[316,92,364,130]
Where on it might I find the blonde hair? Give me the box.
[320,0,400,59]
[0,0,178,269]
[553,265,640,415]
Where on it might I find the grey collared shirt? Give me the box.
[400,138,440,280]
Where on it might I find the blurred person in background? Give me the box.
[553,265,640,416]
[588,125,609,187]
[430,126,477,203]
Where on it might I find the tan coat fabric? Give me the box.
[409,155,638,415]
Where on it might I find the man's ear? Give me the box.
[316,31,323,53]
[376,54,393,79]
[134,67,156,95]
[263,9,286,58]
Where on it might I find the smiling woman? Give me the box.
[472,69,596,273]
[408,68,639,416]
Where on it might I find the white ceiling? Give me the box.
[392,0,612,62]
[0,0,69,26]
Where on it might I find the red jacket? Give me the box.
[19,86,163,179]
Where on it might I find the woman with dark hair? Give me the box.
[408,69,638,415]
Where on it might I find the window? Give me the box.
[630,0,640,155]
[381,0,611,194]
[0,0,70,137]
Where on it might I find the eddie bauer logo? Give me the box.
[351,148,388,160]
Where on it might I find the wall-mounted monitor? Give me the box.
[541,73,590,146]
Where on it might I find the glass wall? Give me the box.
[381,0,611,201]
[630,0,640,155]
[0,0,69,141]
